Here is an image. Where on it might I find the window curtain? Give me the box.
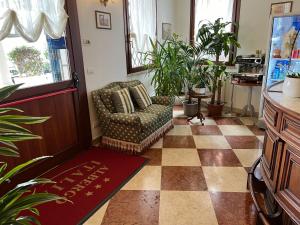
[0,0,68,42]
[194,0,234,36]
[194,0,234,61]
[128,0,156,53]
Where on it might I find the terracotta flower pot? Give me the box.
[207,103,224,117]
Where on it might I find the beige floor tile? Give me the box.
[193,135,231,149]
[257,136,265,143]
[122,166,161,190]
[83,201,109,225]
[202,167,248,192]
[219,125,255,136]
[166,125,192,136]
[233,149,262,167]
[159,191,218,225]
[162,148,201,166]
[151,138,163,149]
[239,117,258,126]
[191,117,217,125]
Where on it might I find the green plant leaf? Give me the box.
[0,162,7,176]
[0,120,31,133]
[0,147,19,157]
[0,108,23,114]
[0,133,42,142]
[0,84,23,102]
[0,115,49,125]
[0,156,50,185]
[16,216,41,225]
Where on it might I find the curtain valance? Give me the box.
[0,0,68,42]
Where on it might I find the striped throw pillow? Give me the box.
[130,84,152,109]
[112,88,135,114]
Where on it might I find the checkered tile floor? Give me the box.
[85,107,265,225]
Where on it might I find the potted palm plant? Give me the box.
[283,72,300,98]
[196,18,240,116]
[0,84,65,224]
[180,43,209,116]
[144,34,185,97]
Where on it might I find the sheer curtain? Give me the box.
[0,0,68,42]
[128,0,156,67]
[194,0,234,61]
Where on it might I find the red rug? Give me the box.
[34,147,148,225]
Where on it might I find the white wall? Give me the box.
[76,0,177,140]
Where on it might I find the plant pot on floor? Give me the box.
[207,103,224,117]
[183,100,198,117]
[283,77,300,98]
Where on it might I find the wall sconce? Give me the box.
[100,0,109,7]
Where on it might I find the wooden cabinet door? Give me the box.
[277,144,300,224]
[261,129,283,192]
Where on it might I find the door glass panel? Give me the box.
[0,31,71,89]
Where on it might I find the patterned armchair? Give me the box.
[92,80,174,154]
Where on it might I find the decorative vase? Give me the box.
[283,77,300,98]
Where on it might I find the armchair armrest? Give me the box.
[109,113,141,126]
[151,96,175,106]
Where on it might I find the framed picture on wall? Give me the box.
[95,11,112,30]
[270,1,293,15]
[162,23,172,40]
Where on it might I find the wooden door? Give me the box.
[0,0,91,187]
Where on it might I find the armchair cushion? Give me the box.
[129,84,152,109]
[151,96,175,106]
[109,113,141,126]
[112,88,135,113]
[143,104,173,124]
[106,112,159,144]
[99,85,121,113]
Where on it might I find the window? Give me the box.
[190,0,241,63]
[0,0,70,89]
[124,0,157,74]
[0,32,71,89]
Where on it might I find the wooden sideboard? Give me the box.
[248,83,300,225]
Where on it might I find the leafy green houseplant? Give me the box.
[144,34,211,117]
[0,84,65,224]
[144,35,186,97]
[196,18,240,116]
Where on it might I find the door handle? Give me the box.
[73,72,79,88]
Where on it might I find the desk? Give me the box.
[187,92,212,125]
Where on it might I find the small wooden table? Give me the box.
[187,92,212,125]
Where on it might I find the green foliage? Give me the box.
[144,35,186,97]
[0,84,66,225]
[196,18,241,105]
[8,46,44,76]
[144,34,211,99]
[287,72,300,78]
[196,18,240,63]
